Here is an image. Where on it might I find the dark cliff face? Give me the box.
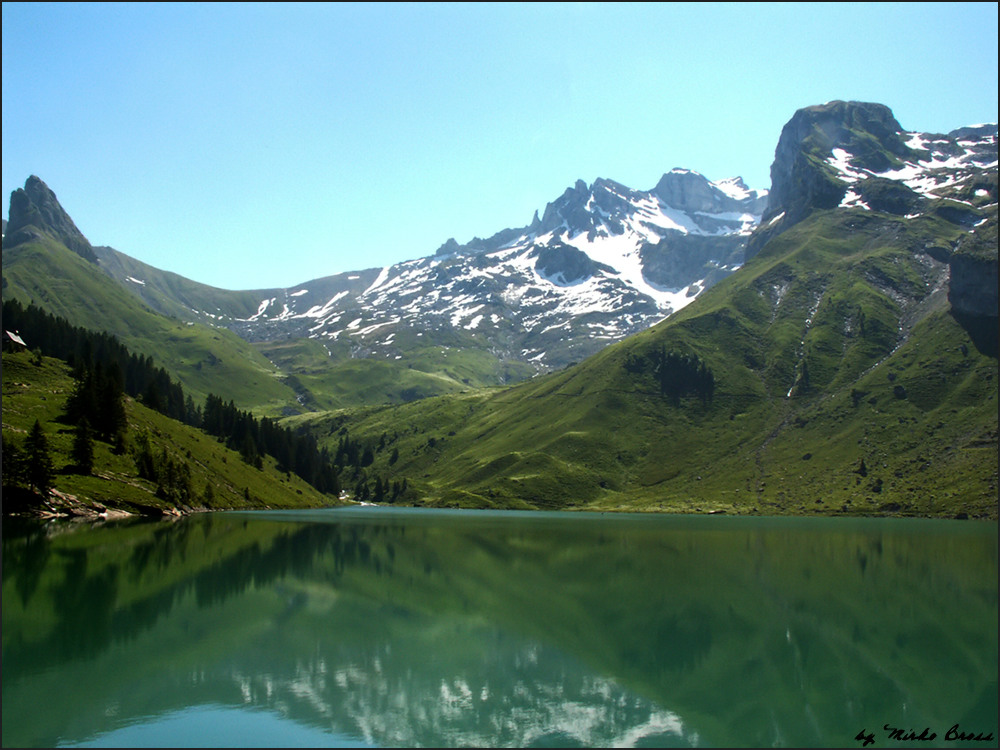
[3,175,97,263]
[949,221,999,320]
[950,253,999,318]
[534,242,602,284]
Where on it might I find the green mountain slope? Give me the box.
[1,349,339,515]
[289,98,999,521]
[90,243,270,322]
[256,333,536,412]
[2,187,298,413]
[295,205,996,518]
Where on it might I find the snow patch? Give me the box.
[827,148,866,182]
[299,291,350,319]
[839,189,871,210]
[247,297,275,322]
[714,177,753,201]
[362,266,392,296]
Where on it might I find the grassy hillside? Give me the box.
[1,350,341,516]
[3,232,533,414]
[2,236,298,413]
[257,335,536,411]
[91,244,269,322]
[289,207,998,518]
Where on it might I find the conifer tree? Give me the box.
[25,420,53,496]
[72,417,95,474]
[1,434,28,488]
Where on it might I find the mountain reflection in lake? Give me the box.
[2,509,997,748]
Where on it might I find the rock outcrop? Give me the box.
[747,101,997,261]
[949,220,999,319]
[3,175,97,263]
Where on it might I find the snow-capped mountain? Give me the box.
[217,170,767,371]
[45,101,996,386]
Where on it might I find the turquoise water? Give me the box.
[2,509,997,747]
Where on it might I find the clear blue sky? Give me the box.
[3,2,997,290]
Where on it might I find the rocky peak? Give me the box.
[434,237,462,257]
[538,178,663,238]
[653,169,767,215]
[745,102,919,259]
[949,123,998,141]
[538,179,593,234]
[766,101,910,221]
[3,175,96,262]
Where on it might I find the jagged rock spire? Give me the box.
[4,175,96,262]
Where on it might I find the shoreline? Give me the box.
[5,495,996,523]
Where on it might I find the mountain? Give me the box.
[1,179,299,411]
[5,167,769,410]
[94,170,767,379]
[296,101,998,518]
[3,175,97,263]
[3,100,996,519]
[749,100,997,257]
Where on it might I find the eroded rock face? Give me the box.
[534,242,600,285]
[4,175,96,262]
[949,252,999,319]
[948,220,998,319]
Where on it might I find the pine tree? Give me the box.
[133,431,157,481]
[72,418,95,474]
[25,420,53,496]
[1,434,28,488]
[98,362,128,439]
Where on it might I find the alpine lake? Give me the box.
[2,508,997,748]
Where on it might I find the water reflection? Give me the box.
[2,510,997,748]
[63,704,371,748]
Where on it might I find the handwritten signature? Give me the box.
[856,724,995,746]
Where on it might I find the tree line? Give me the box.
[202,394,340,495]
[2,299,342,498]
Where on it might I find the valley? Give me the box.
[2,100,997,519]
